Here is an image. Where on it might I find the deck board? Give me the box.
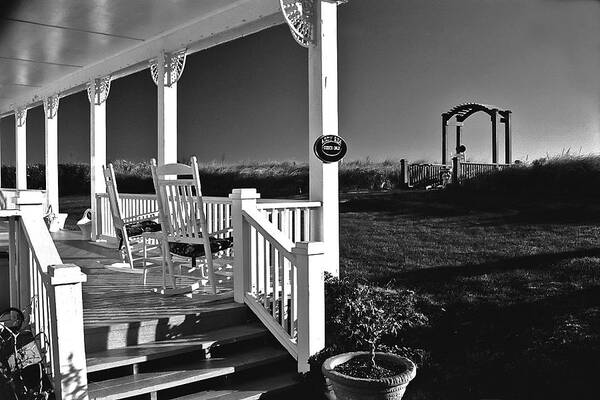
[51,231,235,328]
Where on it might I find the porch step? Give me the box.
[84,301,252,353]
[86,323,267,373]
[172,370,300,400]
[87,346,290,400]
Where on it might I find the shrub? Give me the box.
[311,275,429,369]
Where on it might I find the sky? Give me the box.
[1,0,599,165]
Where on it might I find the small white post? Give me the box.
[309,0,340,277]
[15,108,27,190]
[293,241,325,373]
[47,264,89,400]
[88,77,110,240]
[229,188,260,303]
[44,96,60,215]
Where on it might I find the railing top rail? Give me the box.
[256,199,321,210]
[461,162,511,166]
[242,208,295,259]
[409,163,447,167]
[96,192,232,203]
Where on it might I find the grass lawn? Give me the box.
[59,188,600,399]
[340,190,600,399]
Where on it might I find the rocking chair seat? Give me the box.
[169,237,233,258]
[117,219,161,247]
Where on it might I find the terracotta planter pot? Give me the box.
[322,352,416,400]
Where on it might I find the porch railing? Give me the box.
[230,189,324,373]
[96,193,320,243]
[2,191,88,399]
[95,193,232,242]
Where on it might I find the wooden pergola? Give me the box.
[441,103,512,165]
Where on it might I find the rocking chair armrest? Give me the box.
[122,212,159,223]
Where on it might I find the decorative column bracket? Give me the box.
[43,95,60,119]
[280,0,347,48]
[149,49,187,87]
[87,76,112,105]
[15,108,27,127]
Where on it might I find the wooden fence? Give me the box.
[401,158,514,188]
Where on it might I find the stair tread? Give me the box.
[84,301,245,329]
[87,346,290,400]
[87,323,267,373]
[172,371,299,400]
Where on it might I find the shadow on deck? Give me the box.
[51,231,235,329]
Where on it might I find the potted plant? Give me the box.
[320,281,427,400]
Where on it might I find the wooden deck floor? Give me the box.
[51,231,234,328]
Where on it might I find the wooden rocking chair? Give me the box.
[148,157,233,296]
[102,163,161,279]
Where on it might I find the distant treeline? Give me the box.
[1,159,405,197]
[4,155,597,198]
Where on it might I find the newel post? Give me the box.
[230,189,260,303]
[400,159,409,188]
[47,264,89,400]
[293,241,325,373]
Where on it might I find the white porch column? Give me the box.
[152,49,186,165]
[308,1,340,276]
[43,96,60,214]
[14,108,27,190]
[87,77,111,239]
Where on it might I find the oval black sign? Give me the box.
[313,135,347,163]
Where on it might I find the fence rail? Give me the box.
[406,163,448,188]
[452,159,513,183]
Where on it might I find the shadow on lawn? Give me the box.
[340,190,600,226]
[391,248,600,285]
[412,285,600,400]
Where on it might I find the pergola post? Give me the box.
[44,96,60,214]
[456,122,463,154]
[491,110,498,164]
[0,119,2,187]
[152,50,186,165]
[309,0,339,276]
[14,108,27,190]
[87,77,111,240]
[503,111,512,164]
[441,114,448,164]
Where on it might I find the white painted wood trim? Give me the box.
[242,208,295,258]
[45,114,59,213]
[244,293,299,359]
[308,0,340,277]
[15,118,27,190]
[90,100,107,240]
[0,0,283,116]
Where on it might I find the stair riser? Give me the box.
[85,307,252,353]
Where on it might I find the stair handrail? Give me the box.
[5,192,89,399]
[230,188,325,373]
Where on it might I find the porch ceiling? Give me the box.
[0,0,284,117]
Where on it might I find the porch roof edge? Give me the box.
[0,0,284,117]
